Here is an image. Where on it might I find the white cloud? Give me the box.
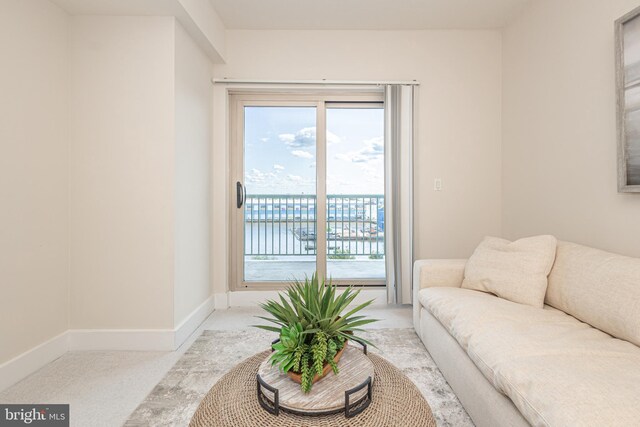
[291,150,314,159]
[245,168,315,193]
[246,168,276,184]
[278,127,340,148]
[285,174,315,188]
[260,137,270,143]
[278,133,296,144]
[326,173,353,193]
[273,164,285,171]
[335,136,384,163]
[327,131,341,145]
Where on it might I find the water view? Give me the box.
[243,195,385,281]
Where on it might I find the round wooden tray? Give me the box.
[257,344,374,417]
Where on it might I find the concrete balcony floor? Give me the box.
[244,258,385,281]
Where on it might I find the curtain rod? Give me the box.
[212,78,420,86]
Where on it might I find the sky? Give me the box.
[244,106,384,195]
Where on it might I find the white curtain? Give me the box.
[384,85,415,305]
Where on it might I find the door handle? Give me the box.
[237,181,244,208]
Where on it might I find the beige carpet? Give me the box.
[125,328,473,427]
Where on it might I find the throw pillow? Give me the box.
[462,235,558,308]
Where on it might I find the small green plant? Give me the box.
[255,273,376,392]
[368,251,384,260]
[269,322,307,373]
[328,249,355,260]
[253,255,276,260]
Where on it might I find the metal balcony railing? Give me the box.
[244,194,384,258]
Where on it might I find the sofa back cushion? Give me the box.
[546,241,640,347]
[462,235,557,308]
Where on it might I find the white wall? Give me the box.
[69,16,176,329]
[502,0,640,257]
[212,30,503,292]
[0,0,70,363]
[174,22,213,326]
[69,16,214,330]
[0,2,214,387]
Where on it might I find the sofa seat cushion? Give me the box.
[419,287,640,427]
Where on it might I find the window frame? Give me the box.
[229,91,385,291]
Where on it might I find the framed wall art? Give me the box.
[616,6,640,192]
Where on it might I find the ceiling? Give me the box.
[208,0,532,30]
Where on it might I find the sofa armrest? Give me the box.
[413,259,467,335]
[413,259,467,292]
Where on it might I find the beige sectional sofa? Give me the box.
[413,241,640,427]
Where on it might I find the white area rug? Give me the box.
[125,328,473,426]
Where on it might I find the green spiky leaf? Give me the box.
[253,272,378,392]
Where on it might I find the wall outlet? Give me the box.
[434,178,443,191]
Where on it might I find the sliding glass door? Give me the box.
[230,93,385,289]
[241,105,318,282]
[325,105,385,280]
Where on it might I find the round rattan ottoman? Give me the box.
[189,351,437,427]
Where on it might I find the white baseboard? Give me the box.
[67,329,175,352]
[0,295,218,392]
[213,292,229,310]
[227,288,387,308]
[227,290,276,307]
[0,331,69,392]
[68,295,216,351]
[174,295,215,349]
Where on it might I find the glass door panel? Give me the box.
[326,107,385,279]
[242,106,317,282]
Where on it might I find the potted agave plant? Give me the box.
[255,273,377,393]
